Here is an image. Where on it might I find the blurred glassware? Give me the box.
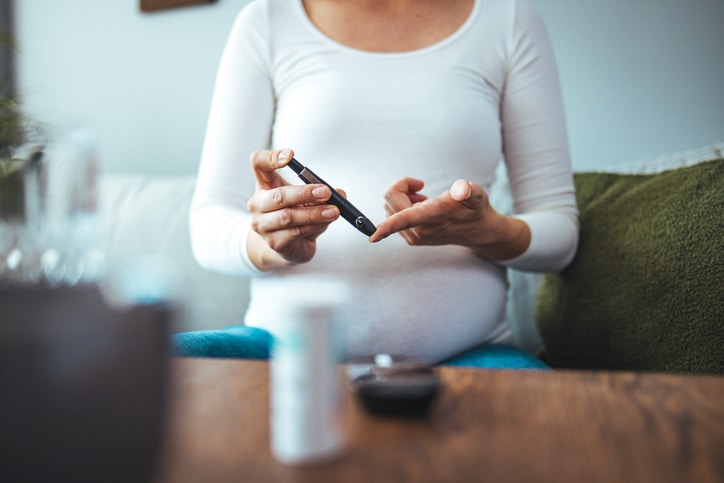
[0,126,105,286]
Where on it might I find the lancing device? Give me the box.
[287,158,377,237]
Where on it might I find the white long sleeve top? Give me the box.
[190,0,578,363]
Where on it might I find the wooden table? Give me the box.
[154,358,724,483]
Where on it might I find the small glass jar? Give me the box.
[0,127,105,287]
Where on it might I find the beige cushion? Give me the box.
[99,175,249,332]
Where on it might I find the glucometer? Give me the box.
[348,354,441,417]
[287,158,377,237]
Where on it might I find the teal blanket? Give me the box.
[171,326,548,369]
[171,325,273,359]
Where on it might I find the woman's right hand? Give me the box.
[245,149,340,271]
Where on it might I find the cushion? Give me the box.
[99,175,249,332]
[535,158,724,374]
[440,344,549,370]
[171,325,273,359]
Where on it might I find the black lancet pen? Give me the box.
[287,158,377,237]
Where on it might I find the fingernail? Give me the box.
[276,149,291,165]
[369,232,386,243]
[312,186,329,199]
[322,207,338,219]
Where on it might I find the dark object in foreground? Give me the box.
[351,357,441,416]
[0,283,174,483]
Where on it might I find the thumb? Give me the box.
[450,179,475,207]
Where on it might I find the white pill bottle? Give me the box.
[270,279,349,466]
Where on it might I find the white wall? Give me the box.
[529,0,724,170]
[15,0,249,176]
[15,0,724,175]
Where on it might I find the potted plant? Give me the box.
[0,20,37,219]
[0,26,48,282]
[0,98,44,218]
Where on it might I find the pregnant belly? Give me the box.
[247,239,508,363]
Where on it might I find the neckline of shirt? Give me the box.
[292,0,481,58]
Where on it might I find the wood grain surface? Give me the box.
[154,359,724,483]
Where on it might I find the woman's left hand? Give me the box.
[369,177,531,261]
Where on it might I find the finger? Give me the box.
[251,204,340,236]
[384,177,426,211]
[389,177,425,193]
[249,148,294,189]
[369,202,437,242]
[449,179,479,209]
[384,193,428,216]
[263,224,328,254]
[247,184,332,214]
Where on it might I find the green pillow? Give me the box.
[535,158,724,375]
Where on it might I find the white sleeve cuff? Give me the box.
[497,211,579,273]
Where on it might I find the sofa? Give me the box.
[98,142,723,375]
